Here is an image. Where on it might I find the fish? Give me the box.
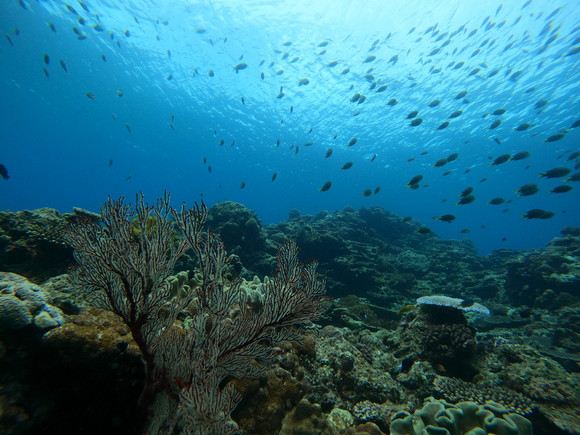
[566,47,580,57]
[447,153,459,162]
[408,175,424,186]
[376,85,387,93]
[0,164,9,179]
[454,90,468,99]
[409,118,423,127]
[65,3,78,14]
[407,110,419,119]
[565,172,580,182]
[166,74,173,80]
[540,167,571,178]
[489,119,502,129]
[86,92,95,100]
[374,186,381,194]
[460,186,473,197]
[240,181,246,189]
[125,123,131,133]
[433,214,456,223]
[512,151,531,160]
[468,67,481,77]
[43,54,50,65]
[567,151,580,161]
[320,181,332,192]
[572,120,580,129]
[351,93,361,103]
[457,195,475,205]
[433,158,447,167]
[363,55,376,63]
[522,209,555,219]
[490,154,510,165]
[545,133,566,143]
[208,69,214,77]
[325,149,333,158]
[448,110,463,119]
[551,185,572,194]
[492,108,506,115]
[347,138,358,147]
[78,0,90,12]
[357,95,367,105]
[535,99,549,110]
[362,189,373,196]
[488,197,505,205]
[370,154,377,162]
[437,121,450,130]
[341,162,353,170]
[397,304,415,315]
[298,78,310,86]
[416,227,433,235]
[387,98,398,106]
[233,63,248,73]
[428,99,440,107]
[516,183,539,196]
[116,89,123,97]
[514,123,532,131]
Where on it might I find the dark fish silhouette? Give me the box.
[491,154,510,165]
[0,164,9,179]
[320,181,332,192]
[434,214,456,223]
[551,185,572,194]
[540,167,571,178]
[512,151,530,160]
[457,195,475,205]
[545,133,566,143]
[522,209,555,219]
[516,183,539,196]
[407,175,423,186]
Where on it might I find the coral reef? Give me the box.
[0,209,73,282]
[1,203,579,434]
[0,272,63,330]
[390,397,533,435]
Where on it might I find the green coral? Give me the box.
[390,397,532,435]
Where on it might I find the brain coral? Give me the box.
[390,397,532,435]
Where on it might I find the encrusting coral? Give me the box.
[390,396,533,435]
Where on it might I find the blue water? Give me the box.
[1,0,579,255]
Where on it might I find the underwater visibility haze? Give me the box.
[1,0,580,254]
